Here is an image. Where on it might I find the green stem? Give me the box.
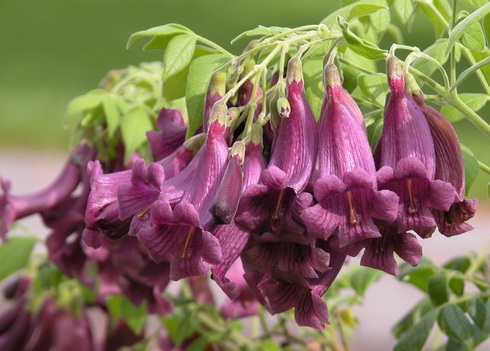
[450,91,490,139]
[196,35,233,57]
[338,57,378,75]
[459,45,490,95]
[479,161,490,175]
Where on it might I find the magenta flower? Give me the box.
[412,92,477,236]
[244,240,347,330]
[0,143,90,240]
[146,108,187,161]
[374,57,454,238]
[137,102,229,279]
[235,56,318,232]
[301,62,398,248]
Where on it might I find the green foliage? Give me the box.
[0,236,37,281]
[393,250,490,351]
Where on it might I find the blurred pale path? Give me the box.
[1,149,489,350]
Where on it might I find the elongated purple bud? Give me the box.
[210,142,245,224]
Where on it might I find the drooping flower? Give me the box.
[244,239,347,330]
[137,101,229,279]
[235,56,318,232]
[301,62,399,248]
[0,143,91,240]
[146,107,187,161]
[374,56,454,238]
[411,90,477,236]
[211,127,267,298]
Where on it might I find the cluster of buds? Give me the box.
[0,52,477,330]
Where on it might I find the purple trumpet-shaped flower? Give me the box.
[235,56,318,232]
[301,62,398,248]
[211,128,267,298]
[219,258,259,319]
[84,161,132,241]
[412,91,477,236]
[137,102,229,279]
[244,240,347,330]
[146,108,187,161]
[0,143,90,240]
[374,57,454,238]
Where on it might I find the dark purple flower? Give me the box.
[375,57,454,238]
[301,62,398,248]
[0,143,90,240]
[146,108,187,161]
[137,102,229,279]
[412,92,478,236]
[211,131,267,298]
[235,57,318,232]
[244,240,347,330]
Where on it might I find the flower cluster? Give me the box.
[0,52,477,331]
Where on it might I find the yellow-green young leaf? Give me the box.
[120,105,154,162]
[340,21,387,60]
[462,21,486,52]
[0,236,37,281]
[446,3,490,55]
[107,295,147,335]
[64,89,106,128]
[461,144,480,196]
[303,56,324,120]
[441,93,489,123]
[185,54,229,138]
[161,34,197,83]
[369,4,391,37]
[488,182,490,201]
[126,23,192,49]
[461,0,490,8]
[393,0,414,24]
[321,0,387,26]
[357,73,387,107]
[102,94,122,137]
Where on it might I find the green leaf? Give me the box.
[349,267,383,296]
[126,23,192,49]
[446,3,490,56]
[107,295,147,335]
[415,1,449,37]
[102,94,122,137]
[0,236,37,281]
[358,73,387,107]
[340,21,387,60]
[413,39,448,77]
[461,21,486,52]
[392,298,434,339]
[120,105,154,162]
[369,4,391,37]
[484,14,490,44]
[469,48,490,84]
[393,0,414,24]
[466,296,487,329]
[322,0,388,26]
[428,273,449,306]
[185,54,228,138]
[441,93,488,123]
[393,308,437,351]
[258,338,283,351]
[443,256,471,273]
[64,89,106,128]
[460,0,490,8]
[438,304,480,349]
[398,258,437,292]
[161,66,190,102]
[161,34,197,82]
[461,144,480,196]
[303,56,324,119]
[453,56,490,90]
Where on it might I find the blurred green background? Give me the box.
[1,0,488,198]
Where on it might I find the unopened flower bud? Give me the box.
[277,97,290,118]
